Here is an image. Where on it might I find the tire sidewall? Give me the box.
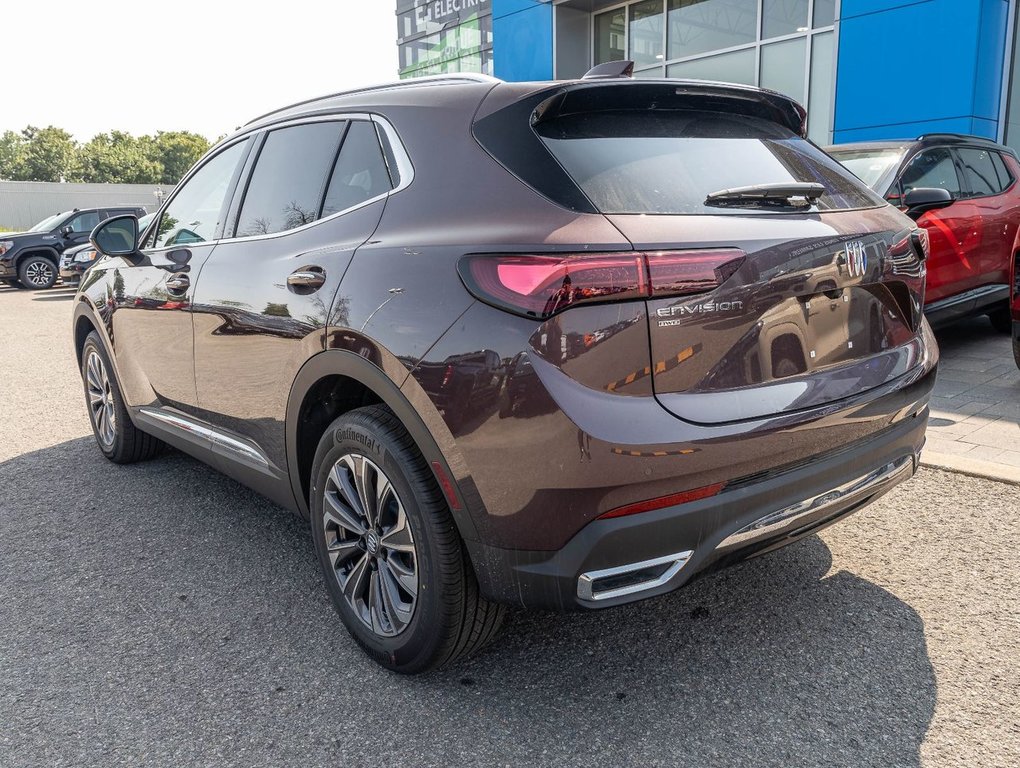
[310,412,451,671]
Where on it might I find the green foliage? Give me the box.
[0,125,213,184]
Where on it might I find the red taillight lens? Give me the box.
[599,482,725,520]
[441,364,455,388]
[459,250,744,319]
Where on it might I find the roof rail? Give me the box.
[245,73,501,126]
[916,132,1000,144]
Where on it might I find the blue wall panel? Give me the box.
[493,0,553,81]
[834,0,1009,143]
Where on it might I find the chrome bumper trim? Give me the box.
[577,550,694,602]
[716,455,915,551]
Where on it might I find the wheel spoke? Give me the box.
[384,553,418,594]
[341,552,371,604]
[328,463,366,526]
[380,504,414,553]
[347,454,377,527]
[323,484,366,538]
[368,570,388,635]
[379,561,414,624]
[325,535,361,567]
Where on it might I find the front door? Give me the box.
[107,138,251,412]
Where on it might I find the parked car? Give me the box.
[74,65,937,674]
[826,134,1020,331]
[0,206,147,289]
[60,213,155,286]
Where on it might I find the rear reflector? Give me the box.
[598,482,725,520]
[459,250,744,320]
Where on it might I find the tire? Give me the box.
[1013,332,1020,371]
[17,255,57,290]
[310,405,504,674]
[80,331,165,463]
[989,306,1012,334]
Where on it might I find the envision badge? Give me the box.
[844,240,868,278]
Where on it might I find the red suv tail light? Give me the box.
[458,250,745,320]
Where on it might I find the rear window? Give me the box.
[827,147,906,190]
[536,111,885,215]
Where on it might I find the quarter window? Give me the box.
[956,148,1011,197]
[150,141,247,249]
[321,121,394,218]
[898,148,962,198]
[235,122,346,238]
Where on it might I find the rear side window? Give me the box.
[956,147,1012,197]
[321,121,393,218]
[899,148,962,197]
[536,111,884,215]
[236,122,345,238]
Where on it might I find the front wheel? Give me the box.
[310,405,504,674]
[80,331,165,463]
[17,256,57,289]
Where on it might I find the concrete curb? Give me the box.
[920,450,1020,486]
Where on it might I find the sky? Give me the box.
[2,1,398,141]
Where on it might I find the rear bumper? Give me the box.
[467,408,928,611]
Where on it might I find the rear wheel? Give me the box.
[989,306,1012,334]
[310,405,504,674]
[80,331,165,463]
[17,255,57,289]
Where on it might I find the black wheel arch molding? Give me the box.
[286,349,480,542]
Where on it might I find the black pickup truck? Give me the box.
[1,206,145,289]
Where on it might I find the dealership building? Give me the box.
[397,0,1020,148]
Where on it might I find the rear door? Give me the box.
[954,146,1018,285]
[192,118,394,471]
[897,146,978,303]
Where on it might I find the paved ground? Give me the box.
[1,284,1019,767]
[923,316,1020,482]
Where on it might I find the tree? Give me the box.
[81,131,163,184]
[0,130,25,180]
[17,126,80,182]
[151,131,211,184]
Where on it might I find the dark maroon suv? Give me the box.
[74,66,937,673]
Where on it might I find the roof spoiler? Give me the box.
[583,61,634,80]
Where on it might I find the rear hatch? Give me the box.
[474,80,926,424]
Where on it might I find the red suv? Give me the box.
[827,135,1020,332]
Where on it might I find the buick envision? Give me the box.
[75,66,937,673]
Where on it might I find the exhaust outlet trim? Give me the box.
[577,550,694,602]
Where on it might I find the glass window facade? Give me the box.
[592,0,838,143]
[397,0,493,79]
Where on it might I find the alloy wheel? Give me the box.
[85,350,116,448]
[24,260,54,287]
[322,453,418,637]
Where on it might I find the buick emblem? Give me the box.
[843,240,868,278]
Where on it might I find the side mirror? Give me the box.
[903,187,954,220]
[61,225,74,237]
[90,214,139,257]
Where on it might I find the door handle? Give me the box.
[287,267,326,290]
[166,273,190,293]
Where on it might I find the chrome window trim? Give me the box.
[141,113,413,255]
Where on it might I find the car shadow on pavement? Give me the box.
[0,438,936,767]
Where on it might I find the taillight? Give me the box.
[441,365,455,388]
[458,250,745,319]
[599,482,725,520]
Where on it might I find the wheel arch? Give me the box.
[14,246,61,267]
[286,350,479,541]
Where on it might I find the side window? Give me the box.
[991,152,1014,190]
[66,211,100,233]
[321,121,394,218]
[235,122,345,238]
[899,148,962,198]
[150,141,247,249]
[956,148,1007,198]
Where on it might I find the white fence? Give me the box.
[0,181,166,230]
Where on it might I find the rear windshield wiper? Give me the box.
[705,182,826,208]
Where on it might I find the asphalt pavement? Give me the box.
[1,284,1018,767]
